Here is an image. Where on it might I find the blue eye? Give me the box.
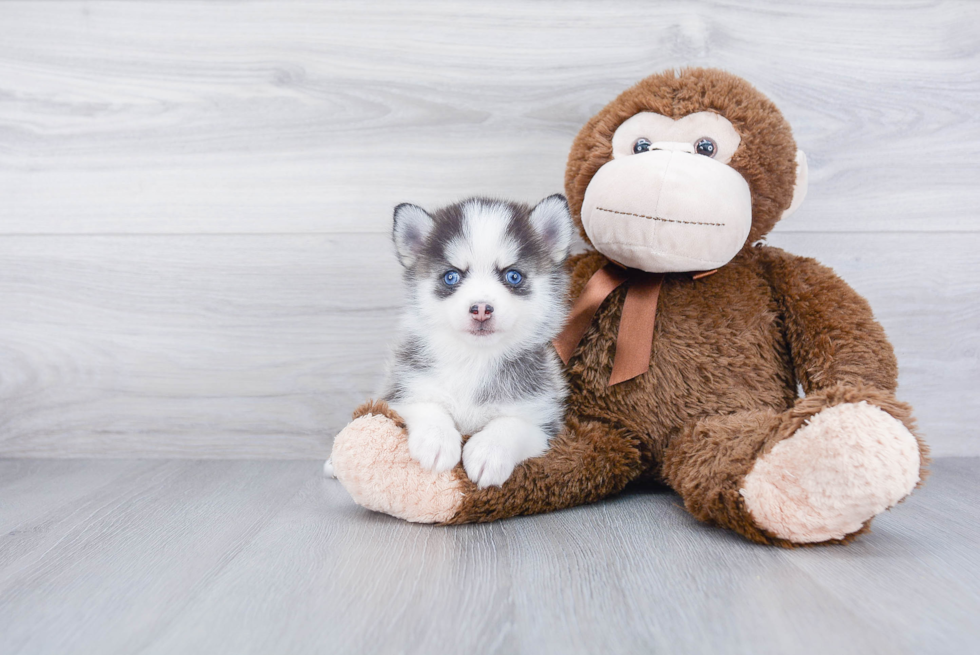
[504,270,523,286]
[443,270,461,286]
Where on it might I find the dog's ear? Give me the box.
[392,204,434,267]
[529,194,573,264]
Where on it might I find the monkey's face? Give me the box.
[581,111,753,273]
[567,68,808,274]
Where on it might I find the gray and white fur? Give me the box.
[379,195,573,488]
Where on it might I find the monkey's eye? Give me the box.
[632,138,652,154]
[504,270,523,286]
[695,137,717,158]
[443,270,461,286]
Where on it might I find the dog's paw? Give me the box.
[408,424,462,473]
[323,458,336,478]
[462,429,520,489]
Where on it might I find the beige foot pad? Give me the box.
[740,401,920,543]
[330,413,464,523]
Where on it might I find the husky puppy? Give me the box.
[374,195,573,488]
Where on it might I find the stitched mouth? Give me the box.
[596,206,725,228]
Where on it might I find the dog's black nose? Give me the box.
[469,303,494,322]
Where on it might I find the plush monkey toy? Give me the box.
[329,68,927,546]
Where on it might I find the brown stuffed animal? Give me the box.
[328,68,927,546]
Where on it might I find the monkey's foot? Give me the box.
[740,401,921,543]
[330,413,464,523]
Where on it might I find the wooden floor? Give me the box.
[0,457,977,655]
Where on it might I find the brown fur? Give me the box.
[352,399,405,429]
[564,68,798,244]
[449,68,927,544]
[444,414,645,524]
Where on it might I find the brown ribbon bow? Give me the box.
[553,264,665,386]
[553,264,716,386]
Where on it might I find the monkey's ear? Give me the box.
[392,203,434,267]
[529,194,573,264]
[782,150,809,220]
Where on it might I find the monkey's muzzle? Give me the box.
[580,147,753,273]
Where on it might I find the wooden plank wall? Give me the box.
[1,0,977,457]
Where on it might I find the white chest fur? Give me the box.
[397,353,501,435]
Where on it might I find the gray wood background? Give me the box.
[1,0,977,458]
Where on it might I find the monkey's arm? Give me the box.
[657,248,928,545]
[672,245,928,544]
[759,244,929,472]
[448,414,644,523]
[757,245,899,392]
